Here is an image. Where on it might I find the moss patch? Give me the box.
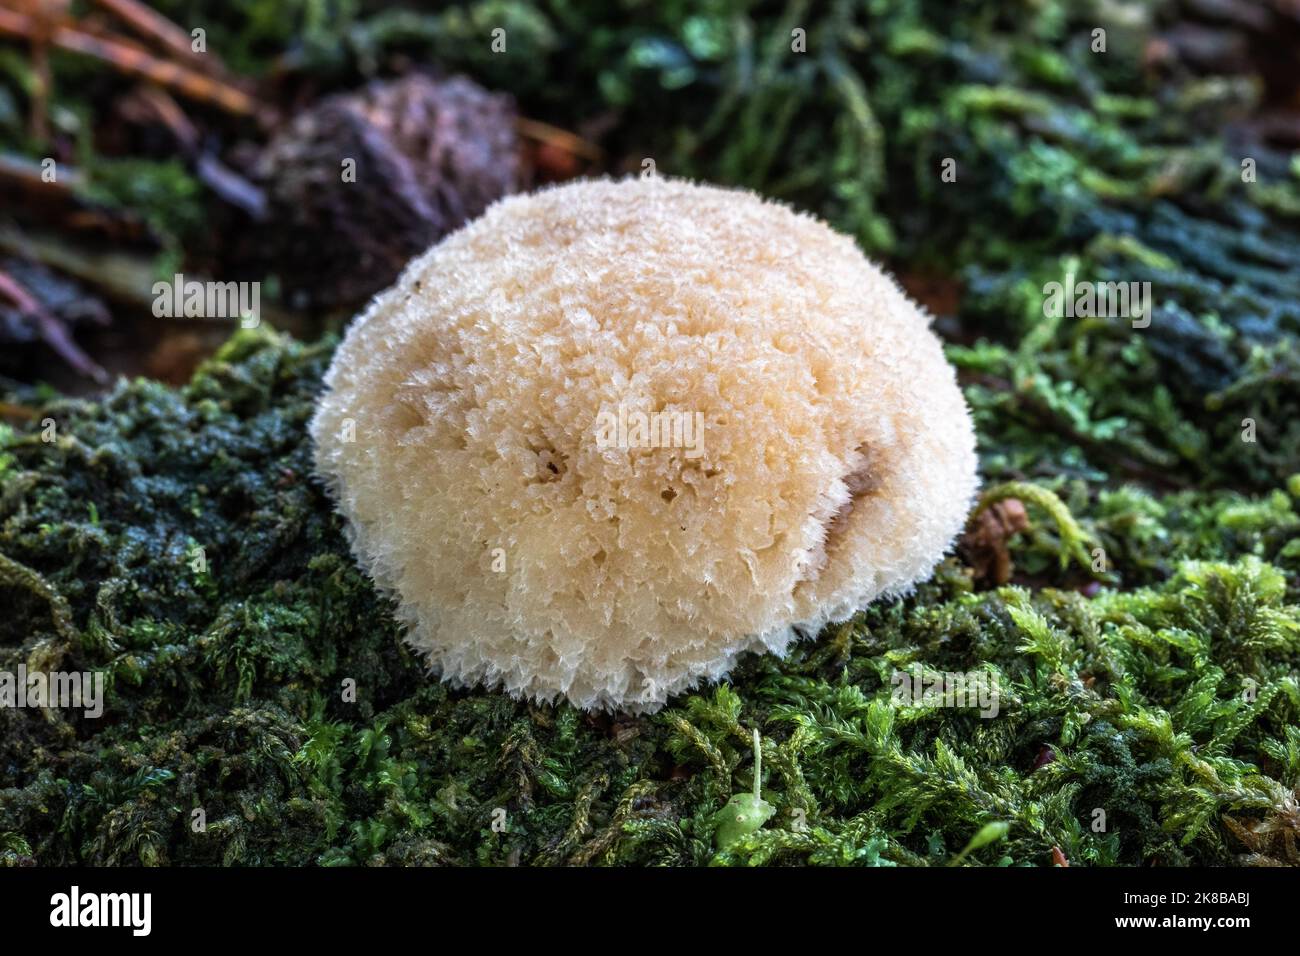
[1,329,1298,866]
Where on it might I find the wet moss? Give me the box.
[1,329,1298,866]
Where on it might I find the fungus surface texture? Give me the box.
[311,177,978,712]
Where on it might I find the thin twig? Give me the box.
[0,267,108,384]
[92,0,231,77]
[515,117,604,162]
[125,86,267,217]
[0,8,274,123]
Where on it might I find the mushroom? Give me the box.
[311,177,978,713]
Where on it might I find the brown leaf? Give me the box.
[960,498,1030,585]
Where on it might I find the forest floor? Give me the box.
[1,1,1298,866]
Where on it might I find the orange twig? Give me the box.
[515,117,604,162]
[92,0,231,77]
[0,7,273,123]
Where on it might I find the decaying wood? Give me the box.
[253,74,521,309]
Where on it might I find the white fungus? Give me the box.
[311,177,979,713]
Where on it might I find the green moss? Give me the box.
[0,332,1297,867]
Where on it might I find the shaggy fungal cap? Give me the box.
[312,177,978,712]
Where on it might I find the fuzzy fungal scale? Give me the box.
[311,177,979,712]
